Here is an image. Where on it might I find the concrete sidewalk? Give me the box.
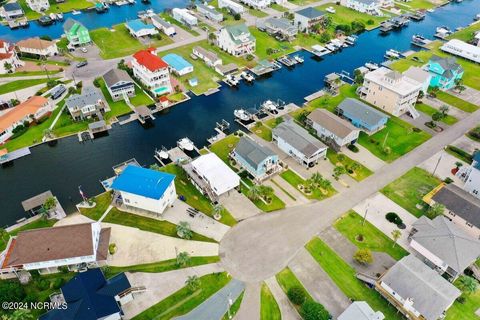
[265,277,301,320]
[235,282,260,320]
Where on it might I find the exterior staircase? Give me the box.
[407,104,420,119]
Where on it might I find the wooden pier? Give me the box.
[304,90,326,102]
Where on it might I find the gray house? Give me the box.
[409,215,480,280]
[376,255,461,320]
[336,98,389,133]
[65,87,110,121]
[2,2,24,19]
[257,17,298,40]
[231,136,280,182]
[197,3,223,22]
[338,301,384,320]
[102,69,135,102]
[294,7,325,32]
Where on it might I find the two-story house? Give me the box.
[427,55,464,90]
[102,68,136,102]
[132,48,172,96]
[306,108,360,150]
[1,2,24,20]
[63,18,91,47]
[231,136,281,182]
[340,0,382,15]
[218,23,256,57]
[0,39,24,74]
[293,7,326,32]
[16,37,58,57]
[111,165,176,216]
[458,151,480,200]
[25,0,49,12]
[65,87,110,121]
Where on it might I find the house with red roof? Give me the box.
[0,40,23,74]
[132,48,172,96]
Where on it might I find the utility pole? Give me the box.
[382,130,389,149]
[362,202,370,226]
[432,153,442,177]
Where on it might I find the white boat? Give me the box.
[234,109,251,121]
[49,13,56,20]
[475,14,480,21]
[365,62,379,70]
[241,71,255,82]
[156,147,169,159]
[177,138,194,151]
[325,43,337,52]
[436,26,452,34]
[294,55,304,63]
[311,45,331,57]
[261,100,278,112]
[385,49,400,59]
[72,10,81,15]
[115,0,128,5]
[345,36,357,45]
[330,39,343,48]
[146,8,154,15]
[56,13,63,20]
[128,0,135,3]
[225,74,239,86]
[427,9,434,13]
[326,6,335,13]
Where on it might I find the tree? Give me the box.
[458,275,478,295]
[301,301,330,320]
[439,104,449,116]
[0,228,8,243]
[176,251,191,267]
[185,275,200,291]
[213,203,224,220]
[258,185,274,202]
[11,309,33,320]
[208,32,217,44]
[318,177,332,191]
[455,161,463,169]
[150,164,162,171]
[308,172,323,188]
[287,286,306,305]
[3,62,12,73]
[391,229,401,247]
[0,281,26,307]
[247,185,262,201]
[333,166,346,179]
[427,203,445,219]
[233,13,241,20]
[176,221,193,239]
[42,196,57,212]
[353,248,373,265]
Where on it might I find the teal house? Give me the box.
[232,136,280,182]
[427,55,464,90]
[63,18,91,46]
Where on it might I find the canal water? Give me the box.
[1,0,479,226]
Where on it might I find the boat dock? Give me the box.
[207,119,230,145]
[277,55,297,67]
[7,18,29,29]
[304,90,326,102]
[0,147,31,165]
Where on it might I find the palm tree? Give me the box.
[185,275,200,291]
[247,185,262,201]
[439,104,449,116]
[458,275,478,295]
[176,251,191,267]
[318,178,332,192]
[42,196,57,211]
[308,172,323,188]
[333,166,346,179]
[150,164,162,171]
[427,203,445,219]
[212,204,224,220]
[391,229,401,247]
[3,62,12,73]
[258,185,274,202]
[176,221,193,240]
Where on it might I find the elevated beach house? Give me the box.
[65,86,110,121]
[111,165,176,216]
[0,222,111,278]
[336,98,389,133]
[125,19,158,38]
[103,68,136,102]
[63,18,91,47]
[376,255,460,320]
[293,7,326,32]
[306,108,360,150]
[457,151,480,201]
[162,53,194,76]
[340,0,382,15]
[16,37,58,58]
[132,48,172,96]
[427,55,464,90]
[408,215,480,280]
[193,46,222,67]
[338,301,384,320]
[231,136,281,182]
[272,119,328,168]
[218,23,256,57]
[151,15,176,36]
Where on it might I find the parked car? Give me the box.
[76,61,88,68]
[80,47,88,53]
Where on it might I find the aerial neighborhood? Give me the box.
[0,0,479,319]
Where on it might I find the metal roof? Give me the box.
[234,136,276,168]
[273,120,327,157]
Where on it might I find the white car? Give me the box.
[80,47,88,53]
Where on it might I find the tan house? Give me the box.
[16,37,58,57]
[360,67,422,119]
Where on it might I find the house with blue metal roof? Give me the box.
[125,19,158,38]
[40,268,134,320]
[111,165,176,215]
[336,98,389,133]
[162,53,194,76]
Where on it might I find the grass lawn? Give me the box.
[270,3,288,12]
[79,192,112,220]
[264,116,284,129]
[252,122,273,141]
[249,8,268,18]
[435,91,478,113]
[445,145,473,164]
[0,78,57,95]
[240,179,286,212]
[0,217,57,251]
[358,116,431,162]
[415,102,458,125]
[249,28,296,60]
[52,108,92,138]
[276,267,314,302]
[280,169,336,200]
[395,0,436,10]
[447,21,480,42]
[132,272,231,320]
[445,279,480,320]
[467,126,480,142]
[103,207,217,243]
[223,291,244,320]
[208,134,240,163]
[316,4,388,30]
[334,210,409,261]
[161,164,237,226]
[260,282,281,320]
[18,0,92,20]
[306,238,403,320]
[381,167,441,217]
[326,149,373,181]
[0,70,61,78]
[91,24,173,60]
[104,256,220,278]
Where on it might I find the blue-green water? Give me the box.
[0,0,479,226]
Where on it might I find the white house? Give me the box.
[218,0,245,14]
[0,96,52,144]
[272,119,328,167]
[376,255,461,320]
[0,222,111,277]
[132,48,172,96]
[65,86,110,121]
[16,37,58,57]
[403,66,431,94]
[293,7,326,32]
[172,8,198,26]
[459,152,480,202]
[125,19,158,38]
[193,46,222,67]
[111,165,177,215]
[0,39,23,74]
[306,108,360,149]
[184,153,240,201]
[440,39,480,64]
[102,68,135,102]
[1,2,24,20]
[197,3,223,22]
[340,0,382,15]
[239,0,270,9]
[218,23,256,57]
[151,15,176,36]
[25,0,49,12]
[338,302,384,320]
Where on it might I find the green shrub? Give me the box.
[287,286,306,305]
[0,280,26,303]
[301,301,330,320]
[36,279,50,291]
[347,144,359,153]
[385,212,403,226]
[51,278,64,290]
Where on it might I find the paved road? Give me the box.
[235,282,260,320]
[219,108,480,282]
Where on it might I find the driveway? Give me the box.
[451,135,480,155]
[352,192,418,250]
[221,190,261,221]
[448,86,480,106]
[418,149,466,186]
[423,96,468,120]
[234,282,260,320]
[265,277,301,320]
[264,178,309,207]
[175,279,245,320]
[289,248,350,318]
[104,223,218,266]
[343,144,385,172]
[123,263,223,319]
